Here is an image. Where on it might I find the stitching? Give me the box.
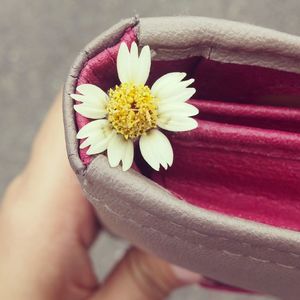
[150,44,300,65]
[101,202,299,271]
[83,188,300,262]
[84,189,300,258]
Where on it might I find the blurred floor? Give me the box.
[1,0,300,299]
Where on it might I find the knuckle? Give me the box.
[125,248,178,299]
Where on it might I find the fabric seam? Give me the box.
[83,186,300,268]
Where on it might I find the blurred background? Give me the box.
[1,0,300,299]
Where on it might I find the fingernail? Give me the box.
[170,265,202,284]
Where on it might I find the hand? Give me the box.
[0,93,200,300]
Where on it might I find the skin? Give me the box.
[0,93,200,300]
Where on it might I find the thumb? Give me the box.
[90,247,201,300]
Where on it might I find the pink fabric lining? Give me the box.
[200,277,255,294]
[146,59,300,232]
[75,31,300,232]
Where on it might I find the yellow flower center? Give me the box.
[107,82,158,140]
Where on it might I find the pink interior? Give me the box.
[199,277,255,294]
[75,28,300,233]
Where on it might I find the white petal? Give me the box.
[130,42,139,63]
[117,42,131,83]
[71,93,107,108]
[74,104,107,119]
[71,84,108,119]
[157,117,198,132]
[158,102,199,117]
[151,71,196,106]
[76,119,108,139]
[155,79,195,99]
[80,135,99,149]
[86,128,114,155]
[139,129,173,171]
[107,134,134,170]
[71,84,108,107]
[107,134,127,167]
[122,140,134,171]
[134,45,151,85]
[87,138,110,155]
[77,120,113,155]
[128,42,139,83]
[70,94,88,102]
[151,72,186,96]
[117,42,152,85]
[79,122,111,149]
[76,84,108,101]
[160,88,196,104]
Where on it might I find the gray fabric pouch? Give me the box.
[64,16,300,299]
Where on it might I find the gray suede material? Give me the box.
[85,155,300,299]
[139,17,300,74]
[63,17,300,299]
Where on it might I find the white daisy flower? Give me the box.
[71,42,198,171]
